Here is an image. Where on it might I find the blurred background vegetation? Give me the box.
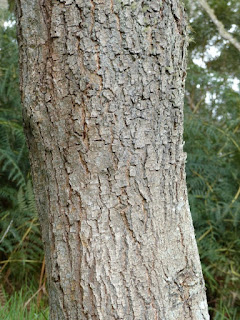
[0,0,239,319]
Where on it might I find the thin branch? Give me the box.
[24,285,44,309]
[198,0,240,53]
[0,220,13,244]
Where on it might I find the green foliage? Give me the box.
[0,285,49,320]
[184,1,240,317]
[0,10,43,288]
[185,0,240,78]
[185,106,240,318]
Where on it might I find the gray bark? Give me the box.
[16,0,209,319]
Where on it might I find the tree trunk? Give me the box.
[16,0,209,319]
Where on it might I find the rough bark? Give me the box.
[16,0,209,319]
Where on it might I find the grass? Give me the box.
[0,286,49,320]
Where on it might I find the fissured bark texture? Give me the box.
[16,0,209,319]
